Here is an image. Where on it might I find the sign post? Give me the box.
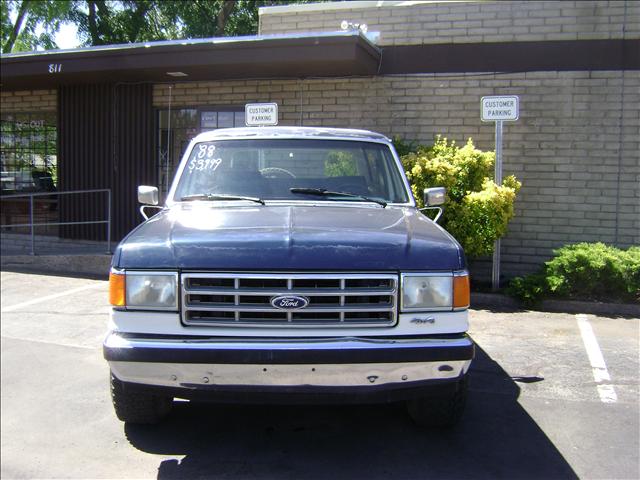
[481,95,519,291]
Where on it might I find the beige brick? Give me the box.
[260,0,627,44]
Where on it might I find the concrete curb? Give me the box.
[472,292,640,317]
[1,254,111,279]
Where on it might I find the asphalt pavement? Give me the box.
[1,271,638,479]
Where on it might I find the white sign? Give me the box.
[245,103,278,126]
[481,96,519,122]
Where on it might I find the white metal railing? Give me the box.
[0,188,112,255]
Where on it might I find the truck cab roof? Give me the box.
[192,126,392,144]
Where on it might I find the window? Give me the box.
[0,112,57,194]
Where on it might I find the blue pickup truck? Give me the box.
[104,127,473,427]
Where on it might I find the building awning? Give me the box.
[0,32,381,90]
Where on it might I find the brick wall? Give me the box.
[153,80,303,123]
[260,0,639,45]
[0,89,57,112]
[153,70,640,278]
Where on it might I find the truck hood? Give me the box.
[114,204,465,271]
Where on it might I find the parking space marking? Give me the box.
[0,282,104,313]
[576,314,618,403]
[0,334,98,350]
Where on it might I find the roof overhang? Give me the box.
[0,32,381,90]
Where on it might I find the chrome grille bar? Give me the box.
[184,289,394,296]
[181,273,398,328]
[184,305,394,313]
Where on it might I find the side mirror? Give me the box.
[423,187,446,206]
[138,185,159,206]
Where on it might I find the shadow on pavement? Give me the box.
[125,346,577,479]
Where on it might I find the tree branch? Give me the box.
[3,0,29,53]
[128,1,152,42]
[87,1,102,45]
[216,0,235,36]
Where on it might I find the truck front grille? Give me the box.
[181,273,398,327]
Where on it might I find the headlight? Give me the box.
[109,271,178,310]
[126,272,178,309]
[401,272,469,311]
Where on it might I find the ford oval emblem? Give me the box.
[270,295,309,310]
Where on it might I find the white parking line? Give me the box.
[0,282,105,313]
[576,314,618,403]
[0,335,97,350]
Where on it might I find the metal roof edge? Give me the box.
[0,30,382,89]
[0,30,378,61]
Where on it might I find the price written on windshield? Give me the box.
[188,144,222,173]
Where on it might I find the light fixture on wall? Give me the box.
[166,71,188,77]
[340,20,368,34]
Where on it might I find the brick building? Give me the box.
[1,0,638,279]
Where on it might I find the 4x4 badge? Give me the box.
[411,317,435,325]
[270,295,310,310]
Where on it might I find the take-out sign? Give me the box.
[481,96,519,122]
[245,103,278,126]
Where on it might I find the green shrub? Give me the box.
[507,243,640,305]
[506,274,549,307]
[392,136,418,157]
[399,136,521,257]
[324,151,357,177]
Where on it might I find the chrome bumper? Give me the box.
[104,333,473,389]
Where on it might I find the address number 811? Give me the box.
[48,64,62,73]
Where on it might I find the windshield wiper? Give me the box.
[180,193,265,205]
[289,187,387,208]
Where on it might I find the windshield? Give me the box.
[172,139,409,204]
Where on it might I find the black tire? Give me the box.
[110,373,172,424]
[406,376,468,428]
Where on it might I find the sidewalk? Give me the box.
[1,232,112,278]
[1,231,111,256]
[472,292,639,318]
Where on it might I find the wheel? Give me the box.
[110,372,172,424]
[406,376,468,428]
[260,167,296,178]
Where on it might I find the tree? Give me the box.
[2,0,72,53]
[68,0,158,46]
[1,0,319,53]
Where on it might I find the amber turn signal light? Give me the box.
[453,274,470,309]
[109,272,126,306]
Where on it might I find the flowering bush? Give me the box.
[398,136,521,257]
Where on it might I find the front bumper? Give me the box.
[104,333,474,402]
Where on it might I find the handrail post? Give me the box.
[29,195,35,255]
[106,189,112,254]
